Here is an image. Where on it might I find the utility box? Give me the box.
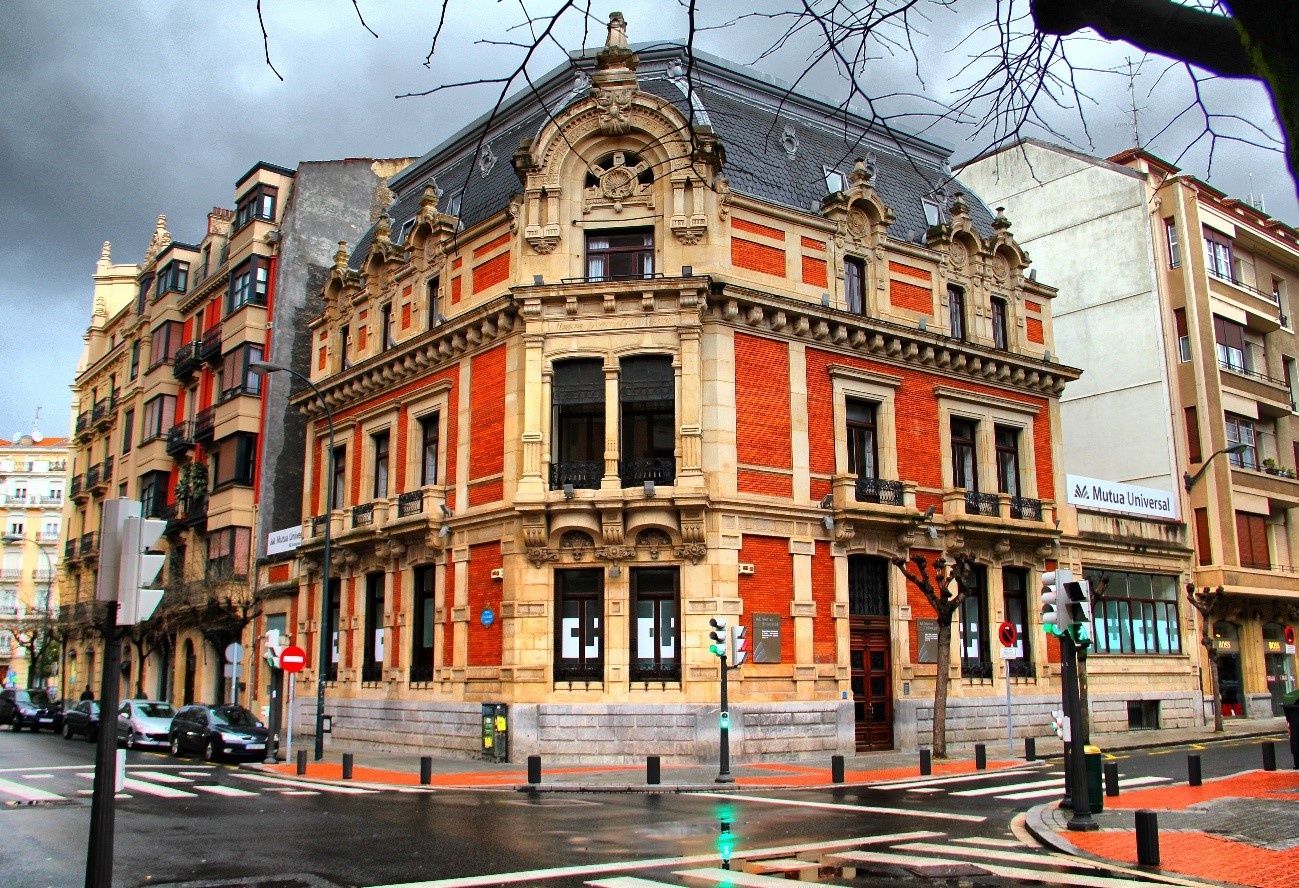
[1283,703,1299,767]
[481,703,508,762]
[1084,745,1103,813]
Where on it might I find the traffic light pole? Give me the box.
[85,600,122,888]
[716,654,733,784]
[1060,631,1097,831]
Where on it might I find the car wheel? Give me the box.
[203,739,218,763]
[125,732,136,750]
[170,734,182,757]
[63,722,73,739]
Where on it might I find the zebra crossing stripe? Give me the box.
[0,775,65,802]
[874,766,1044,790]
[232,772,377,793]
[131,770,193,784]
[696,792,985,823]
[998,774,1171,801]
[953,776,1064,796]
[671,868,823,887]
[896,841,1102,870]
[953,837,1026,847]
[194,785,259,797]
[584,879,671,888]
[122,777,197,798]
[979,862,1181,887]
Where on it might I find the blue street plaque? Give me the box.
[481,607,495,627]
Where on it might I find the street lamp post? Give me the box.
[250,359,334,761]
[1183,442,1250,491]
[2,533,55,691]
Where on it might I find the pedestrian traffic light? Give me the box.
[1050,709,1070,742]
[708,617,728,658]
[1040,568,1072,637]
[117,515,167,625]
[730,623,748,666]
[1064,577,1093,631]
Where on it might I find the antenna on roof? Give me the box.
[1248,173,1267,213]
[1122,57,1145,150]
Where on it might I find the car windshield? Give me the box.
[20,691,53,707]
[210,706,259,727]
[135,702,175,719]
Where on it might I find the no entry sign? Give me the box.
[998,621,1017,648]
[279,645,307,673]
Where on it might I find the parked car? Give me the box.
[169,704,270,762]
[117,699,176,749]
[0,688,64,732]
[62,700,101,742]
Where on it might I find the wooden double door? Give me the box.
[850,618,893,750]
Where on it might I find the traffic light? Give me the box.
[95,498,137,603]
[263,629,284,665]
[117,515,167,625]
[717,817,735,869]
[708,617,728,658]
[730,623,748,666]
[1040,568,1072,636]
[1064,578,1093,638]
[1050,709,1070,742]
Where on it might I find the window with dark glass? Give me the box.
[844,256,865,314]
[362,572,385,681]
[948,285,966,340]
[325,577,340,681]
[129,341,140,380]
[410,566,435,681]
[211,432,257,489]
[994,425,1020,496]
[339,324,351,370]
[552,359,605,490]
[121,409,135,454]
[148,321,181,369]
[629,567,679,682]
[1174,308,1190,362]
[206,526,250,579]
[141,395,176,443]
[1225,413,1258,469]
[951,416,977,490]
[1213,315,1248,371]
[419,413,440,486]
[587,228,654,281]
[1185,406,1202,462]
[227,256,269,314]
[1002,568,1033,676]
[427,275,442,328]
[555,569,603,682]
[135,274,155,316]
[380,303,393,350]
[846,398,878,479]
[848,555,890,616]
[372,430,390,499]
[1237,511,1271,569]
[331,445,347,509]
[234,184,277,230]
[155,260,189,297]
[1087,569,1181,655]
[219,344,263,400]
[958,564,990,678]
[139,470,169,519]
[1204,229,1233,281]
[619,355,675,487]
[991,297,1008,349]
[1165,218,1180,267]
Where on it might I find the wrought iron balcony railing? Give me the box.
[1010,496,1043,521]
[964,491,1000,517]
[352,503,374,527]
[397,490,423,517]
[855,477,904,505]
[619,458,675,488]
[549,461,602,490]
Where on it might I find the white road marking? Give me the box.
[0,765,90,773]
[122,777,197,798]
[871,766,1043,790]
[0,776,65,801]
[194,784,259,797]
[980,862,1182,887]
[906,787,943,794]
[22,774,55,779]
[828,849,972,868]
[998,775,1171,801]
[231,773,376,794]
[896,841,1102,870]
[695,792,985,823]
[953,776,1065,796]
[585,879,672,888]
[279,790,322,795]
[672,868,830,887]
[179,770,215,777]
[953,837,1026,847]
[365,834,944,888]
[131,770,192,784]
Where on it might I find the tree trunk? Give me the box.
[933,614,953,758]
[1204,639,1224,732]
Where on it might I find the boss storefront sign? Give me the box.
[1066,475,1178,521]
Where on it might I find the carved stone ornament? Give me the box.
[478,142,497,178]
[991,254,1010,281]
[560,530,595,561]
[673,543,707,564]
[637,529,672,559]
[527,547,560,567]
[596,545,635,562]
[949,240,968,267]
[847,208,869,240]
[584,151,653,214]
[593,86,635,135]
[143,215,172,265]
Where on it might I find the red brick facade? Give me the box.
[738,535,794,664]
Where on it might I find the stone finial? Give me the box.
[992,206,1012,231]
[100,241,111,261]
[376,213,393,245]
[143,214,172,263]
[594,11,638,77]
[605,11,628,49]
[334,241,350,270]
[851,155,876,187]
[949,192,969,219]
[420,180,440,214]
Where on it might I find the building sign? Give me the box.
[1212,638,1239,654]
[753,613,782,664]
[1066,474,1178,520]
[917,619,939,664]
[266,525,303,556]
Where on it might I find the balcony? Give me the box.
[70,474,87,502]
[85,464,102,490]
[618,458,675,488]
[1217,360,1292,418]
[74,411,90,438]
[549,461,602,491]
[1207,269,1285,333]
[964,490,1000,517]
[91,397,109,427]
[1010,496,1043,521]
[193,406,216,442]
[1230,465,1299,508]
[199,326,222,364]
[79,532,98,556]
[172,341,202,379]
[64,538,78,561]
[397,490,423,518]
[182,493,208,528]
[352,503,374,528]
[166,421,196,456]
[855,477,905,505]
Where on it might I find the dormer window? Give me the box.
[824,167,846,194]
[396,218,416,245]
[234,184,278,230]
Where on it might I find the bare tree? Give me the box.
[1186,583,1227,732]
[892,552,975,758]
[7,614,57,690]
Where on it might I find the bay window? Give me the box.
[227,255,270,314]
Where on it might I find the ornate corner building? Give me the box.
[270,21,1104,762]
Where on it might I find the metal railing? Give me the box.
[79,532,98,555]
[629,660,680,683]
[397,490,423,517]
[1218,359,1289,388]
[554,661,604,683]
[193,406,216,440]
[75,412,90,435]
[199,326,223,362]
[964,491,1000,517]
[311,515,328,537]
[360,663,384,683]
[64,539,78,560]
[70,474,85,498]
[85,464,102,489]
[855,477,904,505]
[166,421,195,454]
[619,458,675,488]
[352,503,374,527]
[1010,496,1043,521]
[172,341,201,378]
[549,461,602,490]
[408,663,434,683]
[100,456,114,483]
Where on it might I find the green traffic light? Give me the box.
[709,643,723,656]
[720,711,730,729]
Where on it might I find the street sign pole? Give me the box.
[998,621,1017,753]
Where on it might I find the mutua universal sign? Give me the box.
[1065,474,1178,521]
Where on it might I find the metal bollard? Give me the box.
[342,752,354,780]
[647,755,660,785]
[1188,754,1202,787]
[919,748,932,776]
[1262,741,1277,772]
[420,756,433,786]
[1104,760,1120,797]
[1024,737,1036,762]
[296,749,307,775]
[831,754,845,784]
[1135,809,1160,866]
[975,743,987,770]
[527,754,542,785]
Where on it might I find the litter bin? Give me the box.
[1282,700,1299,767]
[481,703,508,762]
[1084,745,1103,813]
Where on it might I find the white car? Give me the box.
[117,699,177,749]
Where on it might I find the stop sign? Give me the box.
[279,645,307,673]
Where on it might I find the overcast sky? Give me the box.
[2,1,1293,439]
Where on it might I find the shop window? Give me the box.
[629,567,679,682]
[1002,568,1033,677]
[551,359,605,490]
[325,578,340,682]
[410,566,435,683]
[555,569,603,682]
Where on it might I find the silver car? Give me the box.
[117,699,176,749]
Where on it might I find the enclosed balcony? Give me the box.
[172,341,202,380]
[166,420,196,456]
[199,326,222,364]
[193,406,216,442]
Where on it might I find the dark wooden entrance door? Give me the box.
[851,618,893,750]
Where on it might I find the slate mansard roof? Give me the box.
[349,43,999,269]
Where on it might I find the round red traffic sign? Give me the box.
[279,645,307,673]
[998,621,1017,647]
[1286,626,1296,646]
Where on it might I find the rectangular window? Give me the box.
[1204,229,1234,281]
[141,395,176,443]
[148,321,182,370]
[135,274,155,316]
[619,355,675,488]
[325,577,340,681]
[339,325,351,370]
[380,303,393,351]
[629,567,679,682]
[1185,406,1202,463]
[948,285,966,340]
[410,566,435,682]
[1213,315,1247,372]
[991,297,1008,349]
[427,275,442,329]
[844,256,865,314]
[1195,507,1212,565]
[994,425,1020,496]
[155,259,190,297]
[587,228,654,281]
[211,432,257,489]
[951,416,978,491]
[551,359,605,490]
[331,445,347,509]
[205,526,251,580]
[1225,413,1258,469]
[139,470,169,519]
[226,256,270,314]
[1088,569,1182,655]
[555,569,603,682]
[1002,568,1033,677]
[1236,511,1271,569]
[129,341,140,380]
[234,183,278,230]
[958,565,990,678]
[1165,218,1180,267]
[219,344,264,401]
[846,398,878,480]
[362,573,385,681]
[1174,308,1190,362]
[372,430,390,499]
[121,409,135,454]
[419,414,440,486]
[1284,357,1297,411]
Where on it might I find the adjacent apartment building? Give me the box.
[961,141,1299,722]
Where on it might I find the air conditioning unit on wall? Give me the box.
[738,563,755,576]
[490,568,504,580]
